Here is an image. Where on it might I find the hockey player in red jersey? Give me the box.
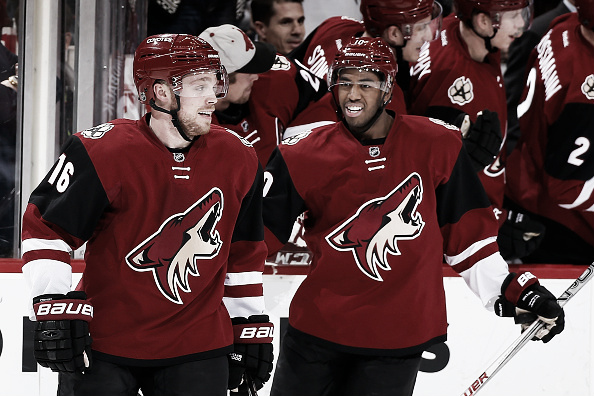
[408,0,544,261]
[263,37,564,396]
[283,0,443,136]
[505,0,594,264]
[200,24,326,166]
[21,34,273,395]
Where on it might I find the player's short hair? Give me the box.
[251,0,304,26]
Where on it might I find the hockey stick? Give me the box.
[460,263,594,396]
[245,373,258,396]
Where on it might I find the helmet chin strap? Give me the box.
[332,89,390,138]
[149,96,194,142]
[393,45,411,92]
[472,25,499,53]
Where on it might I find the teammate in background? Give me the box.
[250,0,306,55]
[504,0,576,154]
[201,24,326,166]
[263,37,564,396]
[505,0,594,264]
[21,34,273,395]
[408,0,545,261]
[283,0,443,136]
[201,23,326,266]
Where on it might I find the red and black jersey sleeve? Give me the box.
[262,147,307,254]
[23,135,109,259]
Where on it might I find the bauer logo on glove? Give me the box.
[35,300,94,321]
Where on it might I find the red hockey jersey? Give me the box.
[264,116,507,353]
[409,15,507,220]
[212,53,326,165]
[506,14,594,246]
[22,115,267,365]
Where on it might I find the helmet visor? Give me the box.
[329,67,392,94]
[401,1,443,41]
[174,68,228,99]
[497,5,533,34]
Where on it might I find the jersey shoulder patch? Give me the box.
[270,54,292,71]
[80,123,115,139]
[281,130,312,145]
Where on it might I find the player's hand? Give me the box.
[494,272,564,343]
[456,110,502,172]
[498,209,546,260]
[228,315,274,393]
[33,291,93,373]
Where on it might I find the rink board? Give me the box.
[0,261,591,396]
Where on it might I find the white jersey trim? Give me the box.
[22,238,72,255]
[444,236,497,266]
[225,271,263,286]
[559,176,594,210]
[223,296,266,318]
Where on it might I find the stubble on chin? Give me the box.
[178,114,212,137]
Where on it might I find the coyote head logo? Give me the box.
[125,188,224,304]
[326,173,425,281]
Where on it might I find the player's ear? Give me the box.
[152,81,173,106]
[473,12,495,36]
[253,21,267,40]
[383,25,405,47]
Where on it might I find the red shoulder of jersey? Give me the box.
[298,16,365,80]
[250,54,300,126]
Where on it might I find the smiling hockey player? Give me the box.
[263,36,564,396]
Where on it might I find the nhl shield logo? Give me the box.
[241,120,250,133]
[369,147,380,157]
[448,76,474,105]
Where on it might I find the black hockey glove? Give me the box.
[32,291,93,373]
[455,109,502,172]
[228,315,274,394]
[494,272,564,343]
[498,209,546,260]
